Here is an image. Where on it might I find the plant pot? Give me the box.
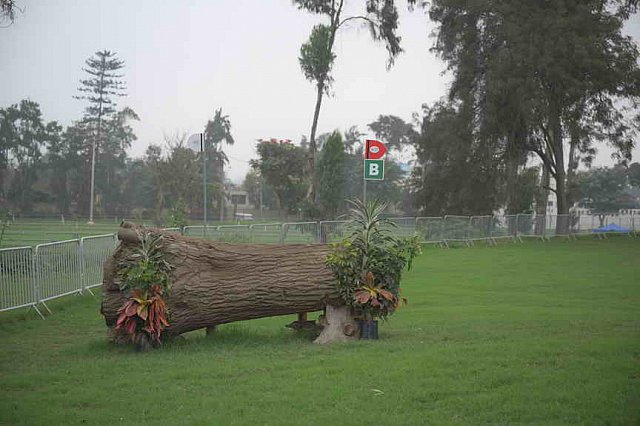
[358,319,379,340]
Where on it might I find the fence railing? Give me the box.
[1,213,638,317]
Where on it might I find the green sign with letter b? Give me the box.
[364,159,384,180]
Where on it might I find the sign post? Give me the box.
[363,139,387,203]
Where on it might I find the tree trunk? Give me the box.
[505,138,520,214]
[306,80,325,202]
[533,165,549,236]
[549,101,569,234]
[101,224,342,339]
[314,305,359,344]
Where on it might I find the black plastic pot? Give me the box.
[358,319,379,340]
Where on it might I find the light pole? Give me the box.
[187,133,207,232]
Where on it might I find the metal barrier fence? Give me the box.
[0,246,41,318]
[1,213,638,317]
[319,220,348,244]
[283,222,318,244]
[250,223,283,243]
[416,217,444,244]
[443,215,472,246]
[35,239,84,310]
[81,234,117,291]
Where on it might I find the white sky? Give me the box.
[1,1,639,183]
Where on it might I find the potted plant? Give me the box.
[326,199,420,340]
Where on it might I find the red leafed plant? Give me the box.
[353,271,405,321]
[116,285,169,344]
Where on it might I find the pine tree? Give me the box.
[75,50,127,222]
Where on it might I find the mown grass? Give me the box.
[0,219,272,248]
[1,238,639,425]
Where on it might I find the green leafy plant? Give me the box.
[168,198,188,229]
[325,199,421,321]
[118,232,172,293]
[116,231,173,345]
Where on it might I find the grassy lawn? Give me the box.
[0,219,317,249]
[0,238,639,425]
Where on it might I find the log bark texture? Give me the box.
[101,224,341,338]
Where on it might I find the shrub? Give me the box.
[325,199,421,321]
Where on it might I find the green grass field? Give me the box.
[0,219,283,249]
[1,238,639,424]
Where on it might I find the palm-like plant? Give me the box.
[204,108,234,219]
[343,198,395,270]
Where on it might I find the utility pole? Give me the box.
[202,133,207,233]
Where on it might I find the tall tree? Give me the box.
[75,50,128,222]
[628,162,640,188]
[316,131,346,217]
[43,120,76,214]
[0,100,51,210]
[368,114,417,151]
[412,102,502,216]
[295,0,404,201]
[0,0,19,26]
[204,108,234,221]
[425,0,640,227]
[250,140,308,218]
[95,106,139,216]
[576,166,634,225]
[343,125,363,154]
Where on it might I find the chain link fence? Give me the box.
[1,213,638,317]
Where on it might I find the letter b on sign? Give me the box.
[364,159,384,180]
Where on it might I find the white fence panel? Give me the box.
[491,215,517,241]
[516,214,545,239]
[81,234,116,290]
[0,247,40,316]
[576,214,596,235]
[249,223,283,243]
[443,215,471,245]
[469,216,494,243]
[416,217,444,244]
[160,227,182,234]
[214,225,252,243]
[319,220,348,244]
[387,217,417,238]
[282,222,319,244]
[35,239,83,303]
[183,225,216,239]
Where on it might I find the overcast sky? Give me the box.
[1,1,639,183]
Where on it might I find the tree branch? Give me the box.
[338,15,375,30]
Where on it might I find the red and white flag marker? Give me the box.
[365,139,387,160]
[364,139,386,181]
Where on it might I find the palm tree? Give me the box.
[204,109,234,221]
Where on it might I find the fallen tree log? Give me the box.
[101,223,355,343]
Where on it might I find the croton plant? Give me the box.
[116,231,173,346]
